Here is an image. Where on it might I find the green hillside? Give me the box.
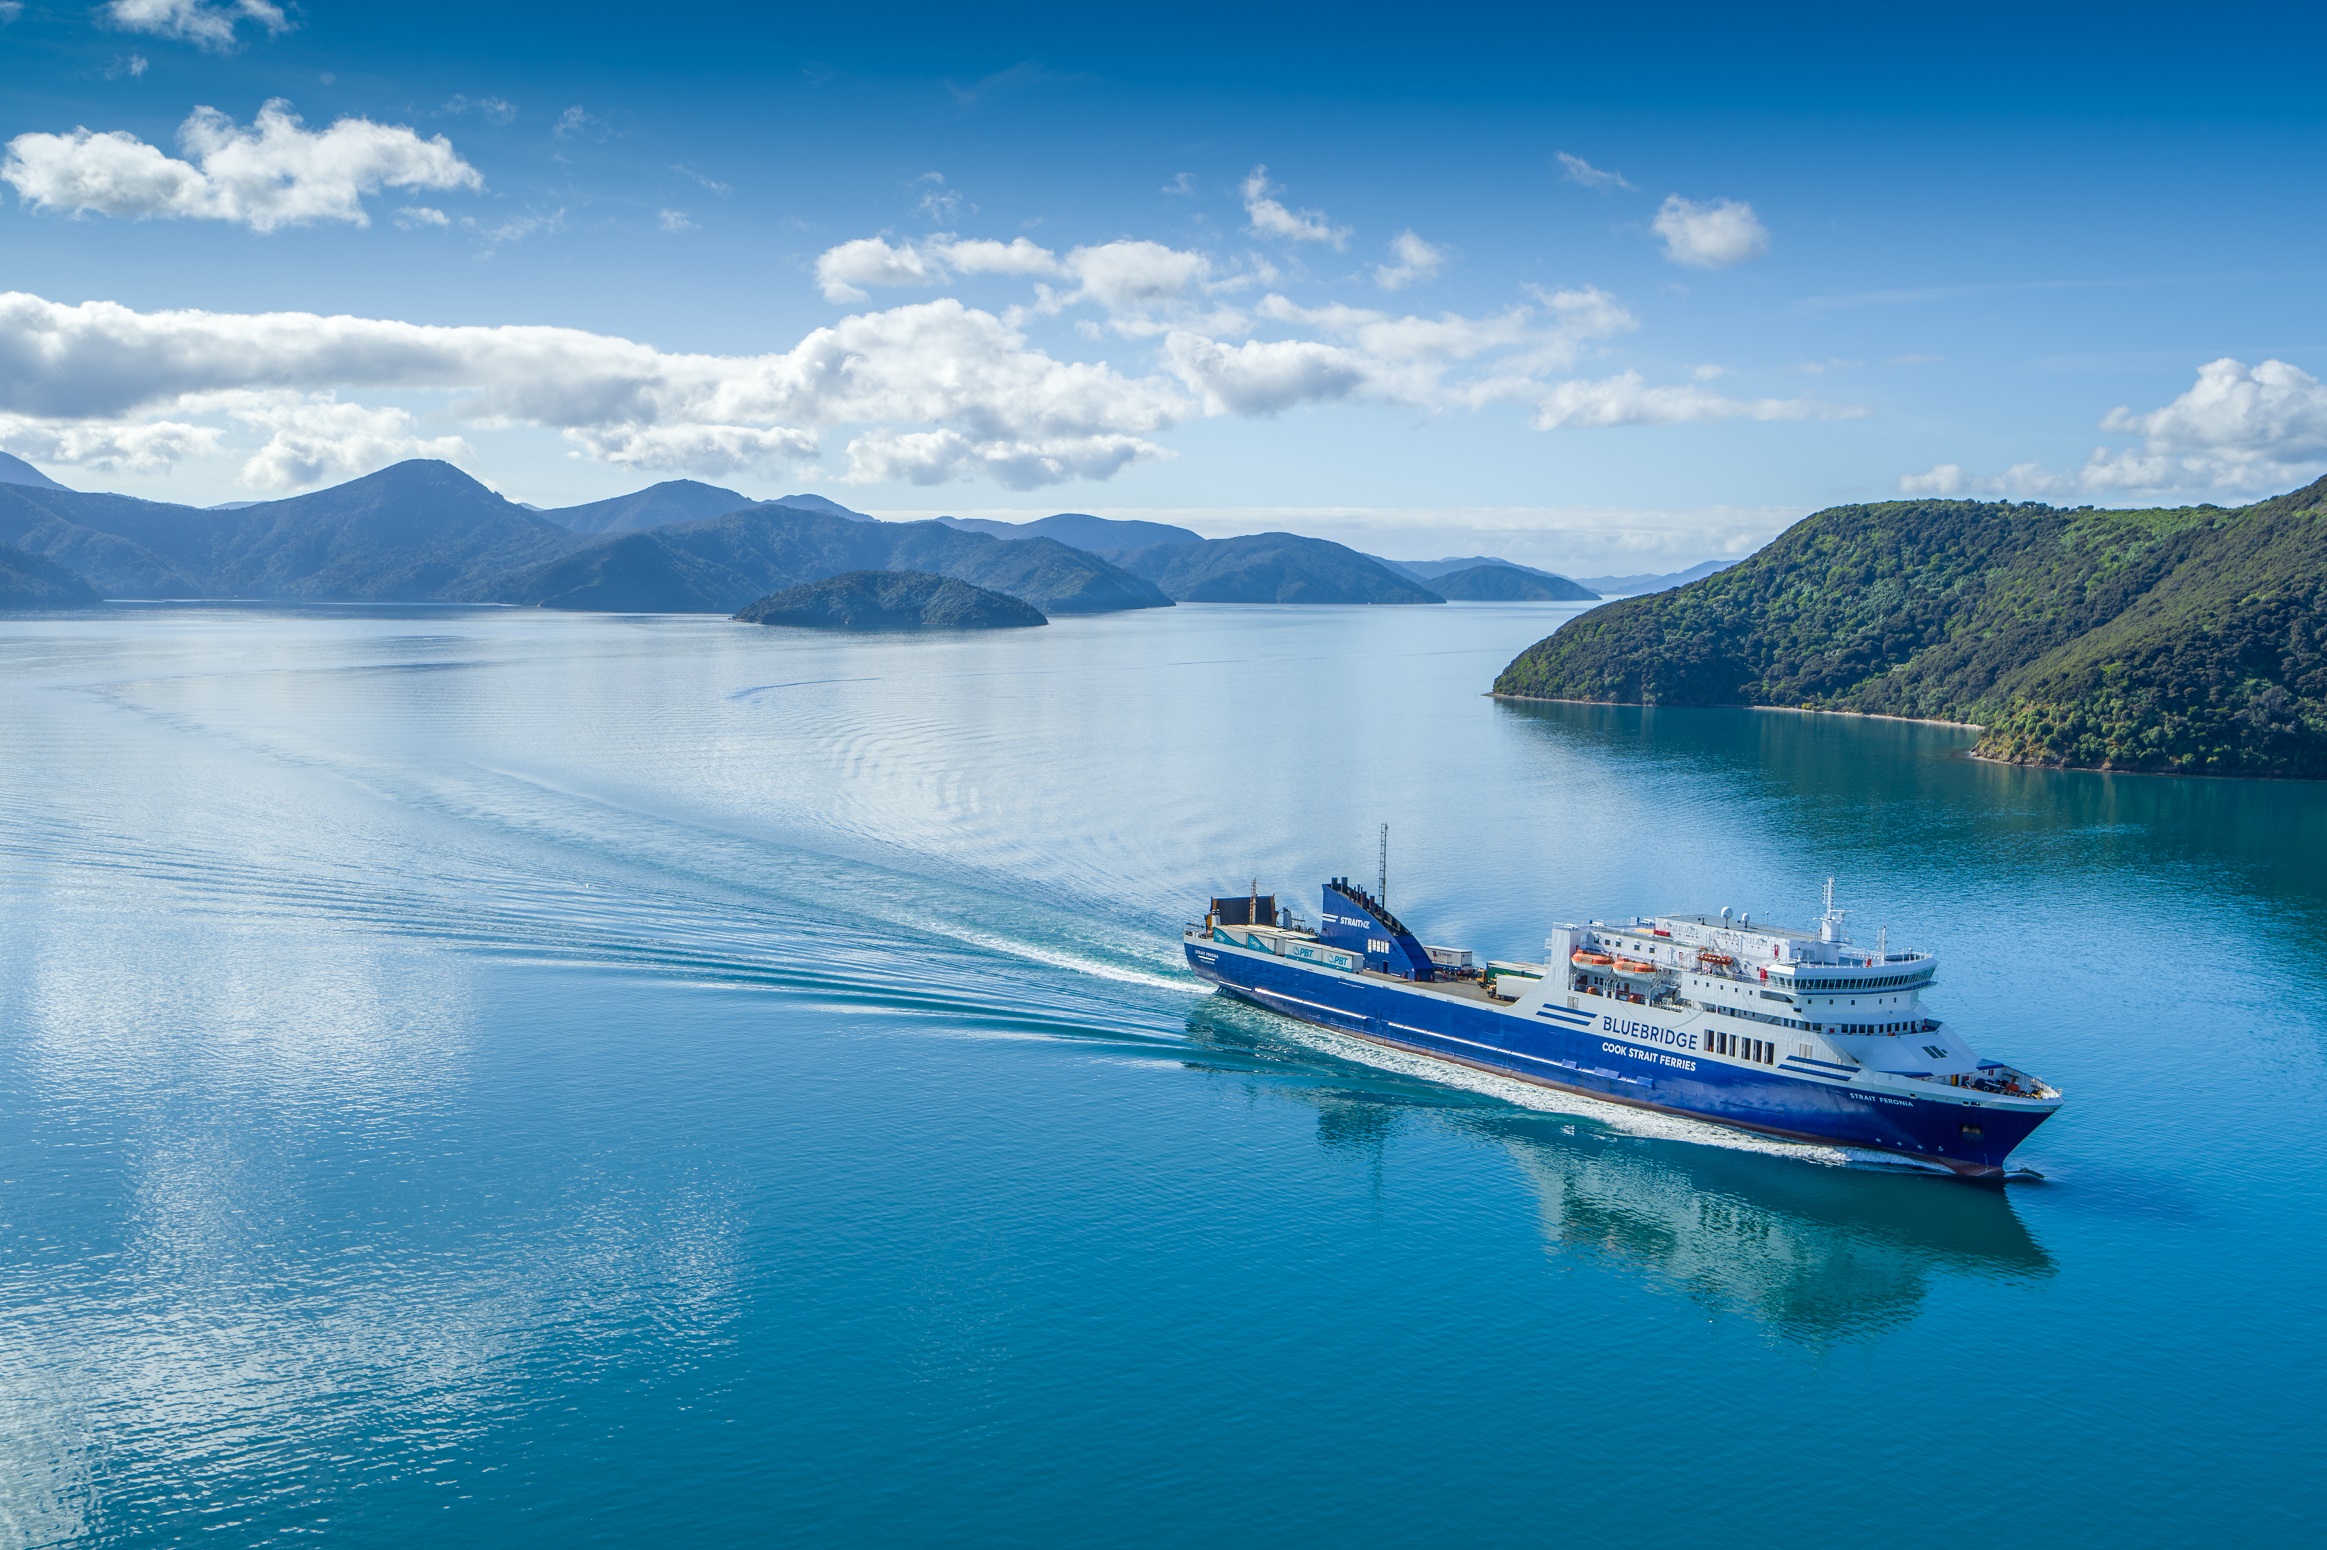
[1492,477,2327,778]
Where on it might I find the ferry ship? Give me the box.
[1185,875,2061,1177]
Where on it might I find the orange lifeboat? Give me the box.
[1571,950,1614,968]
[1696,950,1735,968]
[1613,957,1658,976]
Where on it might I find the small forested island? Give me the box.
[1494,476,2327,779]
[732,570,1049,631]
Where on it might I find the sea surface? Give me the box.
[1,601,2321,1548]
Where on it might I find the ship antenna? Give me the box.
[1378,823,1389,909]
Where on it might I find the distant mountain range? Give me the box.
[939,512,1203,553]
[1372,554,1599,601]
[733,570,1047,631]
[1115,533,1444,604]
[0,460,576,601]
[1570,560,1734,595]
[492,503,1169,615]
[1495,479,2327,778]
[0,453,1720,619]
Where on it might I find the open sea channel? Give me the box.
[0,600,2320,1547]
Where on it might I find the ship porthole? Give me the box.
[1960,1124,1983,1138]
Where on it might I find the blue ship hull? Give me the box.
[1186,939,2052,1176]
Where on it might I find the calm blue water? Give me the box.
[1,601,2322,1547]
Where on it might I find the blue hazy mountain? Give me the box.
[940,512,1203,553]
[733,570,1048,630]
[488,503,1172,615]
[1574,559,1736,595]
[1427,564,1601,601]
[0,540,100,607]
[543,480,756,536]
[1115,533,1445,604]
[770,493,877,522]
[0,451,70,492]
[0,460,581,600]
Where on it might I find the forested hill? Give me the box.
[1492,477,2327,778]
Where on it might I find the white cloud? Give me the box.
[0,290,1191,492]
[0,413,220,473]
[657,208,691,232]
[3,101,481,232]
[815,236,953,302]
[2092,357,2327,488]
[945,237,1060,278]
[1651,195,1769,269]
[913,171,964,222]
[552,106,605,141]
[843,428,1161,489]
[1164,334,1369,416]
[1372,231,1445,291]
[209,392,472,491]
[468,208,562,246]
[1556,152,1633,191]
[104,0,287,51]
[1240,165,1350,248]
[814,235,1066,302]
[568,423,818,476]
[0,3,23,22]
[1161,172,1197,196]
[442,95,517,125]
[396,205,449,227]
[1899,357,2327,500]
[1531,372,1841,430]
[1055,239,1208,315]
[1896,461,2066,499]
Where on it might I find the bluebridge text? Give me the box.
[1602,1016,1697,1051]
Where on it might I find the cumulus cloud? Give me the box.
[0,290,1189,491]
[844,427,1160,489]
[3,101,481,232]
[1372,231,1445,291]
[2090,357,2327,488]
[1240,166,1350,248]
[0,223,1847,493]
[104,0,287,51]
[1651,195,1769,269]
[1897,461,2065,499]
[569,422,819,476]
[1899,357,2327,500]
[1164,334,1369,416]
[815,234,1065,302]
[0,413,220,473]
[1531,372,1842,430]
[205,392,472,491]
[1556,152,1633,191]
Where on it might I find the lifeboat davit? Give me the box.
[1571,950,1614,967]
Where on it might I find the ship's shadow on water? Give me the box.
[1179,995,2054,1347]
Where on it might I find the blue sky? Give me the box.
[4,0,2324,569]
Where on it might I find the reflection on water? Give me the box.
[1495,1123,2051,1344]
[1182,996,2052,1346]
[1494,697,2327,925]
